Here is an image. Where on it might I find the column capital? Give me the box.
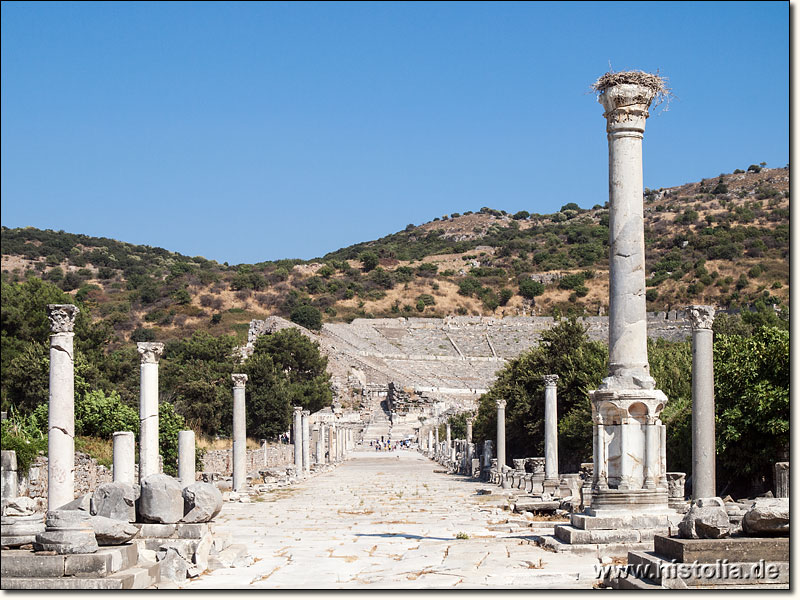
[596,77,658,133]
[137,342,165,364]
[301,410,310,417]
[231,373,248,388]
[293,406,303,414]
[687,305,715,330]
[495,398,507,409]
[47,304,80,333]
[543,374,559,387]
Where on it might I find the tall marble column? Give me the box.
[46,304,79,510]
[327,424,335,463]
[427,428,433,454]
[543,375,559,486]
[434,424,440,458]
[232,374,248,491]
[301,410,311,475]
[137,341,164,482]
[496,399,507,469]
[178,430,195,488]
[588,73,669,503]
[112,431,135,484]
[688,305,716,500]
[293,407,303,473]
[446,423,452,453]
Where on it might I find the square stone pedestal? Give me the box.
[607,535,789,589]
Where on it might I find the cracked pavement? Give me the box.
[181,450,600,589]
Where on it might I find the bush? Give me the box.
[76,390,139,438]
[290,305,322,330]
[518,279,544,299]
[747,164,762,173]
[499,288,513,305]
[416,294,435,307]
[131,327,156,342]
[359,251,379,272]
[159,401,186,476]
[646,289,659,302]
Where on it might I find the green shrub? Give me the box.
[359,251,379,272]
[518,279,544,299]
[290,305,322,330]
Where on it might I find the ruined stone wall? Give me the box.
[200,443,294,476]
[18,453,114,511]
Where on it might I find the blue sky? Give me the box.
[1,1,789,265]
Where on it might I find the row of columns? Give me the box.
[47,303,359,507]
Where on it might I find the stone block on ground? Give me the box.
[3,497,37,516]
[90,515,140,545]
[34,510,98,554]
[654,534,789,563]
[207,544,251,570]
[56,494,92,512]
[1,513,45,547]
[157,546,192,583]
[138,474,184,524]
[193,532,213,572]
[678,499,730,539]
[742,498,789,536]
[92,482,138,522]
[182,482,223,523]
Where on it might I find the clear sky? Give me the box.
[1,1,789,265]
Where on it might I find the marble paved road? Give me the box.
[181,450,600,589]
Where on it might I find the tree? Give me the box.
[714,326,788,494]
[290,305,322,330]
[518,279,544,299]
[472,318,606,471]
[359,251,379,272]
[243,328,332,440]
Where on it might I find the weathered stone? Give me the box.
[678,500,730,539]
[182,482,223,523]
[57,494,91,512]
[742,498,789,536]
[91,482,137,522]
[158,546,191,582]
[138,474,184,524]
[90,515,139,545]
[4,496,37,516]
[35,525,98,554]
[193,532,213,572]
[774,462,789,498]
[654,534,789,563]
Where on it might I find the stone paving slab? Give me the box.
[180,451,600,589]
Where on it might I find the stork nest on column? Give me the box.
[592,70,672,107]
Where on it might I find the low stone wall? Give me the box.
[16,452,114,511]
[201,442,295,476]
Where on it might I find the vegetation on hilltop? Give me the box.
[2,166,788,346]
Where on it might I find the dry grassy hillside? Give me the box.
[1,166,789,345]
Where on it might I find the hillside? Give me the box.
[1,165,789,346]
